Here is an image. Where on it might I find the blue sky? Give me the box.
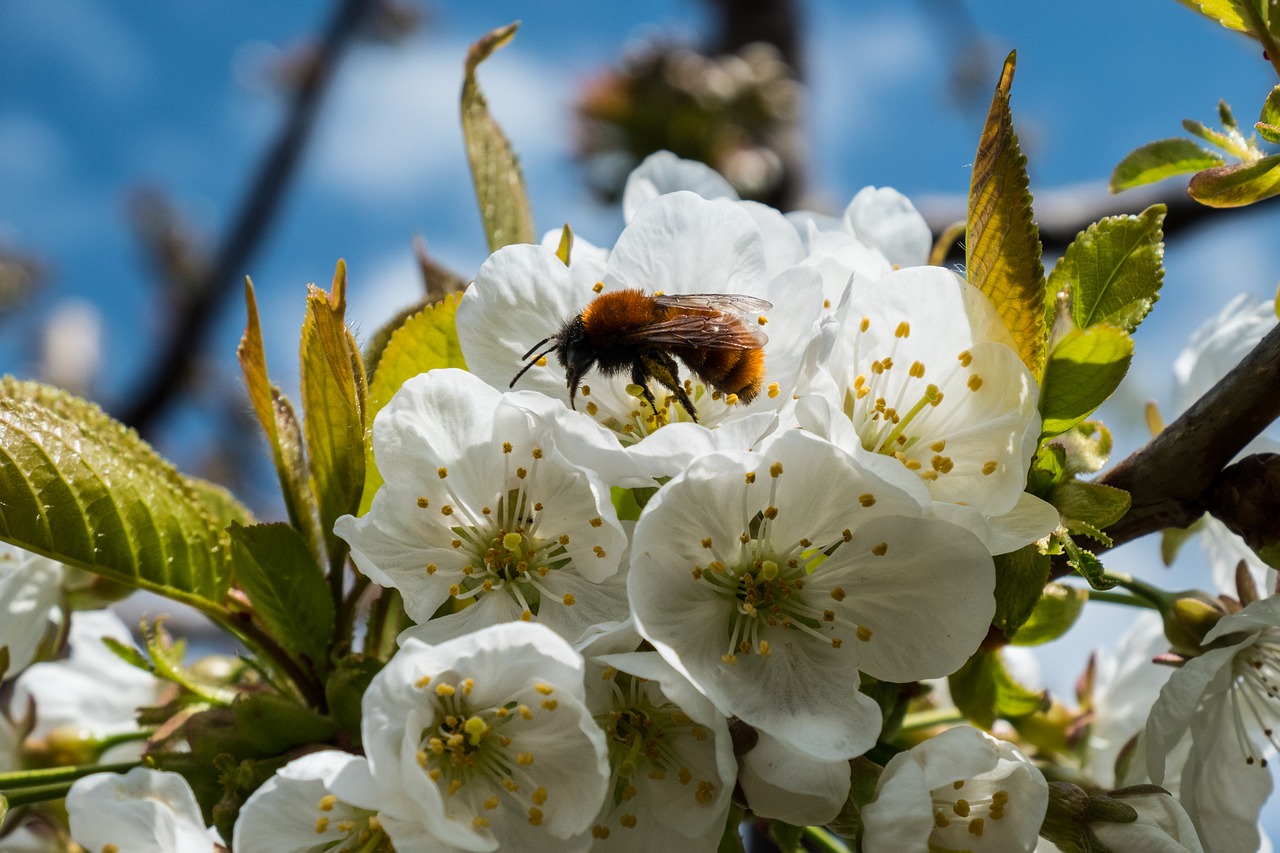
[3,0,1279,830]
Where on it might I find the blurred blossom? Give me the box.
[38,298,102,395]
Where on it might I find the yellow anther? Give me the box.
[857,625,873,642]
[858,493,876,507]
[438,467,449,478]
[871,542,888,556]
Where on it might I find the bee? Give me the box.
[509,289,772,422]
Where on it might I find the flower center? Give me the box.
[307,795,390,852]
[929,778,1012,849]
[590,672,717,840]
[414,674,559,831]
[1233,626,1280,769]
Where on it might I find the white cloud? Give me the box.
[312,37,572,201]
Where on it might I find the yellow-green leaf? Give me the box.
[359,294,469,513]
[462,22,535,252]
[993,544,1051,638]
[966,51,1047,377]
[300,260,368,571]
[950,649,1047,728]
[229,523,334,666]
[0,379,233,608]
[1188,152,1280,207]
[1110,139,1225,192]
[237,281,326,565]
[1010,582,1089,646]
[1259,86,1280,144]
[1053,204,1166,334]
[1039,325,1134,438]
[1173,0,1252,33]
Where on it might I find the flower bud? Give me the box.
[1162,592,1227,657]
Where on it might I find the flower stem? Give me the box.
[899,707,967,733]
[1099,571,1170,608]
[802,825,851,852]
[0,761,140,796]
[1086,589,1159,609]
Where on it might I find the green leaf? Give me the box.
[1051,480,1131,543]
[1053,205,1165,334]
[228,523,334,666]
[966,51,1047,377]
[184,476,254,534]
[1258,86,1280,143]
[1161,520,1202,565]
[1060,532,1117,590]
[950,649,1047,728]
[359,294,469,514]
[1027,442,1067,498]
[138,619,238,704]
[828,757,882,841]
[0,378,233,608]
[1188,152,1280,207]
[1182,118,1252,158]
[1110,139,1226,192]
[993,544,1051,638]
[325,654,384,737]
[462,22,535,252]
[1010,582,1089,646]
[237,280,326,566]
[769,822,803,852]
[1039,325,1134,438]
[232,691,339,755]
[300,261,368,571]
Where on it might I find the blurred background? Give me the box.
[2,0,1278,829]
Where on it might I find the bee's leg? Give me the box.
[641,353,698,422]
[629,362,662,419]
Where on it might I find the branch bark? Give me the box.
[118,0,376,435]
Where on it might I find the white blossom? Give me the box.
[0,543,64,676]
[335,369,629,646]
[359,621,609,852]
[628,428,996,764]
[1092,788,1205,853]
[861,726,1048,853]
[1145,593,1280,853]
[66,767,215,853]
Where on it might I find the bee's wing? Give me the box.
[653,293,773,314]
[616,312,768,349]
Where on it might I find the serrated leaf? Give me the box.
[950,649,1048,728]
[359,294,469,514]
[1182,118,1252,158]
[993,544,1050,638]
[1027,442,1066,498]
[232,691,339,755]
[300,261,368,572]
[1060,533,1117,590]
[1039,325,1134,438]
[1052,480,1132,540]
[1110,139,1226,192]
[237,281,326,565]
[140,618,238,704]
[966,51,1047,376]
[185,476,254,534]
[462,22,535,252]
[1010,582,1089,646]
[1259,86,1280,143]
[1053,205,1165,334]
[1189,152,1280,207]
[228,523,334,666]
[0,379,232,608]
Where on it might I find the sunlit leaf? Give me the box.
[462,22,535,252]
[1259,86,1280,144]
[1060,532,1116,590]
[1039,325,1134,438]
[966,51,1047,376]
[237,280,325,565]
[1173,0,1252,32]
[300,261,368,571]
[359,294,468,514]
[1052,480,1131,540]
[1110,139,1225,192]
[229,523,334,667]
[1188,152,1280,207]
[1010,583,1089,646]
[1182,118,1251,158]
[0,379,232,608]
[1053,205,1165,334]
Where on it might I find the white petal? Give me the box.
[67,768,214,853]
[622,151,738,222]
[737,730,851,825]
[843,186,932,269]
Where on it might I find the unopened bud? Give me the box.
[1163,593,1227,657]
[27,725,104,767]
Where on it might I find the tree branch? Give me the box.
[118,0,376,434]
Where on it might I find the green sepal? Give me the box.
[828,756,882,841]
[1109,139,1225,192]
[1027,443,1067,499]
[1161,520,1201,565]
[228,523,335,668]
[299,261,368,574]
[462,22,535,252]
[325,654,384,741]
[993,544,1051,638]
[950,648,1048,728]
[1010,582,1089,646]
[1189,152,1280,207]
[1182,118,1249,157]
[966,51,1048,377]
[0,378,234,609]
[1039,325,1133,438]
[1052,205,1165,334]
[359,293,469,514]
[136,619,239,705]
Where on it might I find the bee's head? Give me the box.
[555,317,593,408]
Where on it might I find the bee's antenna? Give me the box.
[509,340,559,388]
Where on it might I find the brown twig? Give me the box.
[118,0,377,435]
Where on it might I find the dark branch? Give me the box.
[118,0,376,434]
